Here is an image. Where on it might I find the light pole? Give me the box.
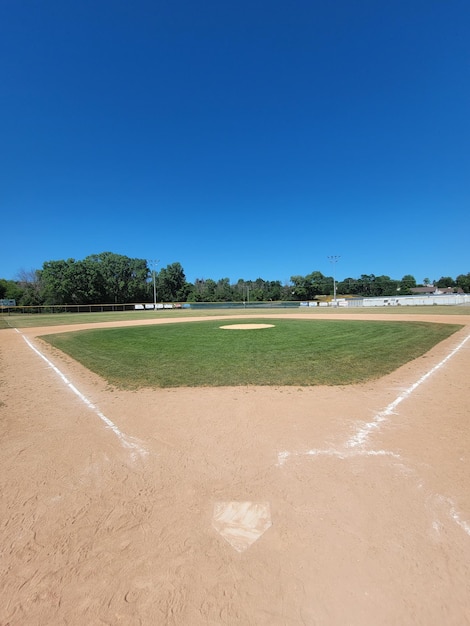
[149,259,159,310]
[243,284,250,307]
[327,255,340,306]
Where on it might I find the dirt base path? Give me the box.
[1,313,470,625]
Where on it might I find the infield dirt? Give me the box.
[1,312,470,625]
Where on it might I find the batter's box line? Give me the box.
[276,333,470,538]
[278,332,470,467]
[276,446,470,539]
[276,448,401,466]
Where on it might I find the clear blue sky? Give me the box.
[1,0,468,285]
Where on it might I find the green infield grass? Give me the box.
[41,318,462,389]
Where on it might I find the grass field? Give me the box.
[1,304,469,330]
[41,318,462,389]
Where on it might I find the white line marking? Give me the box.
[347,333,470,448]
[276,450,291,466]
[277,448,401,466]
[277,333,470,539]
[450,507,470,538]
[433,495,470,539]
[17,329,148,459]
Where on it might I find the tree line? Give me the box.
[1,251,469,306]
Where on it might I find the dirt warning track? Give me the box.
[1,312,470,625]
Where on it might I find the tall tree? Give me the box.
[85,252,148,303]
[215,278,233,301]
[371,275,398,296]
[157,262,188,302]
[337,277,359,295]
[436,276,456,288]
[16,269,43,305]
[38,253,149,304]
[39,259,77,304]
[456,273,470,293]
[399,274,416,294]
[290,271,327,300]
[357,274,379,296]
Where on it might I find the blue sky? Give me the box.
[1,0,469,285]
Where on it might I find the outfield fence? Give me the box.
[0,303,140,315]
[1,294,469,316]
[0,301,301,315]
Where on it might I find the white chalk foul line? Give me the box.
[347,332,470,449]
[17,330,148,459]
[277,332,470,538]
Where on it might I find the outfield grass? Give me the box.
[41,318,462,389]
[1,304,469,330]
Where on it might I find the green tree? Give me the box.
[39,259,77,304]
[157,262,188,302]
[187,278,206,302]
[16,269,43,305]
[233,279,246,302]
[86,252,148,303]
[249,278,268,301]
[39,253,149,304]
[371,275,398,296]
[0,278,27,303]
[215,278,233,301]
[290,275,309,300]
[264,280,283,300]
[290,271,327,300]
[399,274,416,295]
[39,258,102,304]
[436,276,456,288]
[337,277,360,295]
[355,274,375,297]
[201,279,217,301]
[456,273,470,293]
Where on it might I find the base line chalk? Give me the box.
[277,332,470,539]
[17,329,147,459]
[347,333,470,449]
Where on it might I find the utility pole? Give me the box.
[327,255,340,306]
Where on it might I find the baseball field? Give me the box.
[1,307,470,624]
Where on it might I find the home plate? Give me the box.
[212,501,272,552]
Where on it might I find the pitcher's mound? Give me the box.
[219,324,275,330]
